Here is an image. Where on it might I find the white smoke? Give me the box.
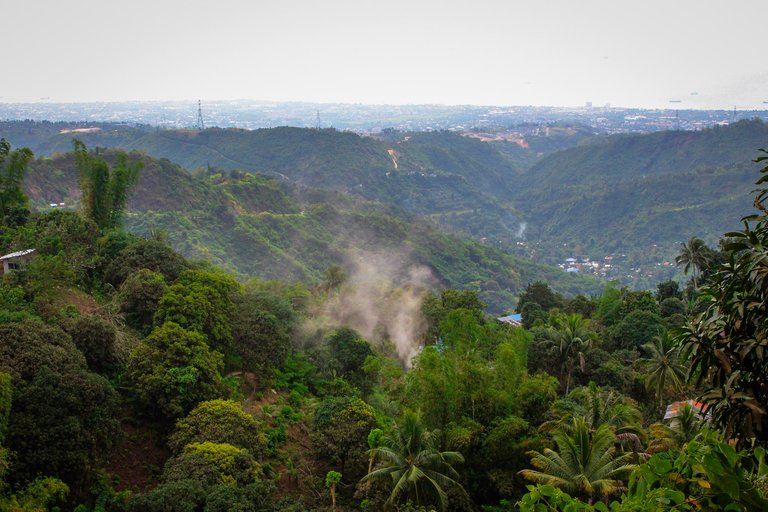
[516,222,527,239]
[319,250,437,366]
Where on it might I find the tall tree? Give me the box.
[647,402,703,454]
[542,384,644,444]
[0,138,32,227]
[641,332,687,409]
[519,417,636,504]
[362,410,467,512]
[73,140,142,230]
[675,237,710,289]
[681,149,768,446]
[543,314,596,395]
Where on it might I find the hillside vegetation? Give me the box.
[508,120,768,283]
[24,151,600,313]
[2,137,768,511]
[6,119,768,289]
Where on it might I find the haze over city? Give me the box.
[4,0,767,109]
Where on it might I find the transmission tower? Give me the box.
[197,100,205,130]
[316,110,321,130]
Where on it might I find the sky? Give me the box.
[4,0,767,109]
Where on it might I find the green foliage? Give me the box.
[630,432,768,511]
[327,327,374,392]
[274,352,316,395]
[118,269,167,334]
[0,477,69,512]
[73,140,142,230]
[519,417,636,502]
[126,478,275,512]
[127,321,224,421]
[655,279,682,302]
[163,442,261,487]
[481,415,540,498]
[607,310,664,352]
[154,270,239,353]
[0,373,9,444]
[680,150,768,445]
[676,237,712,289]
[659,297,685,318]
[314,397,377,478]
[518,281,564,314]
[546,384,643,436]
[7,364,120,487]
[514,121,768,279]
[13,210,99,289]
[368,429,384,450]
[539,313,596,394]
[0,284,34,324]
[326,470,342,487]
[362,410,467,512]
[647,402,703,454]
[169,399,266,456]
[0,138,32,228]
[232,288,294,377]
[0,320,119,489]
[104,238,188,286]
[641,332,687,409]
[65,315,118,374]
[514,373,559,426]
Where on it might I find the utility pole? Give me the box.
[197,100,205,130]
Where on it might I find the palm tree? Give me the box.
[541,383,645,452]
[519,417,636,504]
[675,237,710,289]
[647,402,703,453]
[641,332,688,410]
[543,314,596,395]
[361,410,467,512]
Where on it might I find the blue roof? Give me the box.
[497,313,523,323]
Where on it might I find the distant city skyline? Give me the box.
[4,0,767,109]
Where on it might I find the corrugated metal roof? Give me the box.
[0,249,35,260]
[497,313,523,325]
[663,400,707,421]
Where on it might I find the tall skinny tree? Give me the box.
[0,138,33,227]
[641,332,687,410]
[675,237,710,289]
[73,140,141,230]
[543,314,596,395]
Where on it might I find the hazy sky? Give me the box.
[4,0,767,109]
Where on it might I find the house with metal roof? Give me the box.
[496,313,523,326]
[0,249,35,275]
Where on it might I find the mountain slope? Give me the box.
[24,152,601,312]
[512,120,768,269]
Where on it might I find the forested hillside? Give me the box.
[2,138,768,512]
[5,119,768,289]
[515,119,768,250]
[24,150,599,313]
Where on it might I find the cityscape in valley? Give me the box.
[3,1,768,511]
[2,99,764,133]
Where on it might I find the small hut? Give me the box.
[0,249,35,275]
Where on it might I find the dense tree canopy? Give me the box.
[127,321,224,420]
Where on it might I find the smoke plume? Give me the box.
[319,249,437,366]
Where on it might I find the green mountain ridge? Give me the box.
[23,151,600,313]
[510,119,768,281]
[7,119,768,289]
